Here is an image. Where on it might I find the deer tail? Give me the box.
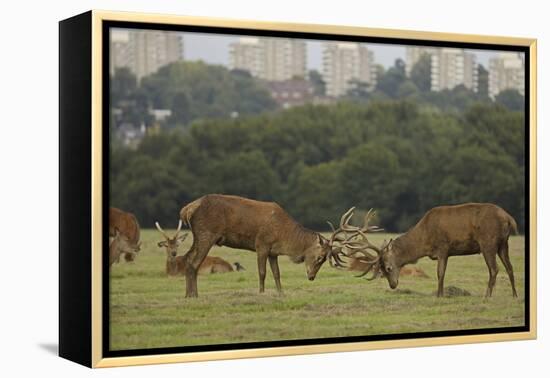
[179,197,203,229]
[507,214,519,235]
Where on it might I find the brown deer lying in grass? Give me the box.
[347,256,428,278]
[334,203,518,298]
[109,229,140,267]
[155,221,235,276]
[178,194,345,297]
[109,207,141,262]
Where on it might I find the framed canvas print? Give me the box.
[59,10,537,368]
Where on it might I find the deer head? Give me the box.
[155,220,188,258]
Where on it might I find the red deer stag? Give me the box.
[339,204,518,298]
[155,221,235,276]
[109,207,141,262]
[109,229,139,267]
[178,194,346,297]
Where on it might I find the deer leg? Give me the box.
[482,249,499,298]
[436,255,448,297]
[497,241,517,298]
[257,251,268,293]
[184,233,216,298]
[268,255,283,293]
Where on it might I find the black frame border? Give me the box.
[101,19,531,359]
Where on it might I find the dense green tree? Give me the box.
[495,89,525,111]
[308,69,326,96]
[410,53,432,92]
[139,61,277,127]
[110,100,526,232]
[477,64,489,99]
[375,59,407,98]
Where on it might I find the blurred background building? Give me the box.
[110,29,184,80]
[488,52,525,98]
[405,46,478,92]
[229,37,307,81]
[322,43,376,97]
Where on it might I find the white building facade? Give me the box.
[405,46,478,92]
[322,42,377,97]
[488,52,525,98]
[110,29,184,80]
[229,37,307,81]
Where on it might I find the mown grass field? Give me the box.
[110,229,525,351]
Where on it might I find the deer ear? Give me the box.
[157,241,167,248]
[318,234,328,245]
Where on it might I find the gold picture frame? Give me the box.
[59,10,537,368]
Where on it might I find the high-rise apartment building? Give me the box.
[431,48,477,92]
[488,52,525,98]
[110,29,184,80]
[405,46,477,92]
[405,46,438,77]
[229,37,307,81]
[322,43,376,97]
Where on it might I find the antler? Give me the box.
[155,221,169,240]
[327,208,388,278]
[173,219,183,238]
[325,207,357,268]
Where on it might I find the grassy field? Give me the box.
[110,229,525,351]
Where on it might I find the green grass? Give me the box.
[110,230,525,351]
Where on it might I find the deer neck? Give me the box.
[392,230,428,266]
[285,223,318,262]
[166,256,178,274]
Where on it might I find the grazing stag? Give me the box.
[109,228,140,267]
[178,194,345,297]
[155,221,235,276]
[109,207,141,261]
[339,204,518,298]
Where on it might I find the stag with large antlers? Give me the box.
[177,194,345,297]
[343,203,519,298]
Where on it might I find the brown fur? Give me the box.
[109,231,137,267]
[166,255,234,276]
[381,203,518,297]
[348,257,428,278]
[179,194,332,297]
[109,207,141,261]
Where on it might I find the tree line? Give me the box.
[111,58,524,132]
[110,100,525,233]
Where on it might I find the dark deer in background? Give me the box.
[341,203,518,298]
[155,220,235,276]
[109,207,141,262]
[178,194,345,297]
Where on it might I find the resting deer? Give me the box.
[335,204,518,298]
[109,207,141,262]
[109,228,140,267]
[155,221,235,276]
[177,194,345,297]
[347,255,428,278]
